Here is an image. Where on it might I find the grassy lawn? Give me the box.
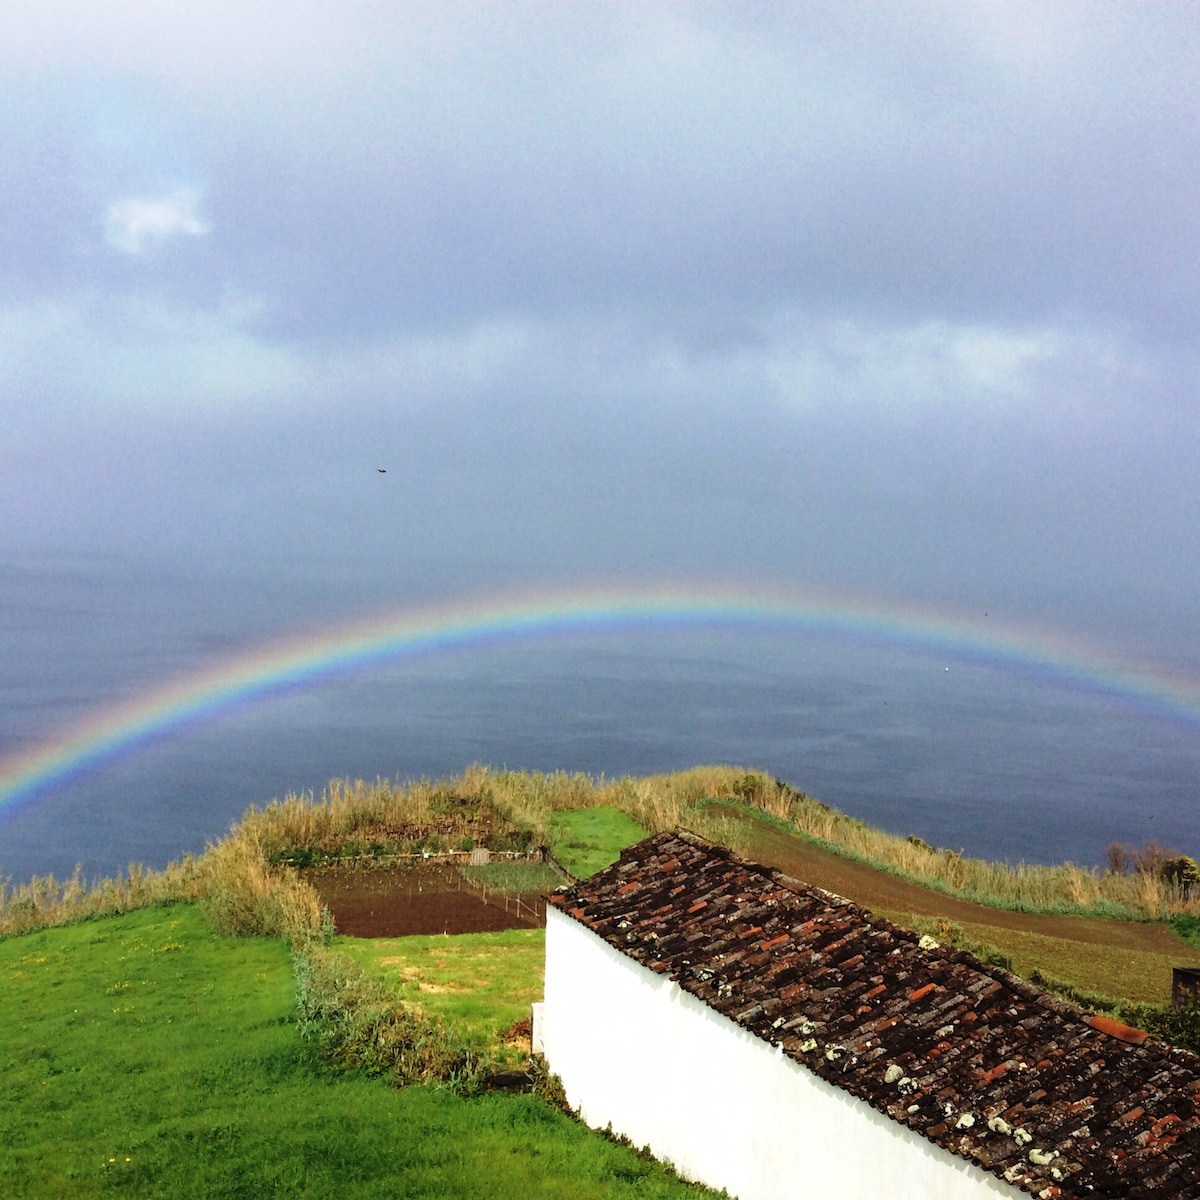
[336,927,545,1067]
[916,919,1184,1007]
[547,807,648,878]
[0,905,721,1198]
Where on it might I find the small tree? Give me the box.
[1105,841,1134,876]
[1132,839,1177,876]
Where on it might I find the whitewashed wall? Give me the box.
[542,907,1017,1200]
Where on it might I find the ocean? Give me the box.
[2,549,1198,886]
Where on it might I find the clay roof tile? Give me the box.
[549,830,1200,1199]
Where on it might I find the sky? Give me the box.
[3,1,1199,663]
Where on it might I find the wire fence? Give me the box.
[457,883,548,925]
[453,849,574,925]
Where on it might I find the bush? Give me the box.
[1133,839,1177,876]
[733,772,768,803]
[293,947,485,1090]
[1115,1000,1200,1057]
[1172,914,1200,947]
[1105,841,1134,876]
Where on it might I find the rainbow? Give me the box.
[2,582,1199,819]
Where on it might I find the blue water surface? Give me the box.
[1,551,1197,884]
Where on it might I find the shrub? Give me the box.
[1132,839,1177,876]
[733,772,768,804]
[1116,1000,1200,1057]
[1172,914,1200,946]
[1161,856,1200,893]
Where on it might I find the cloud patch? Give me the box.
[104,188,208,255]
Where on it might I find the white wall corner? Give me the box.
[531,1001,545,1054]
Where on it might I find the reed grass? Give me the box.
[0,855,210,937]
[6,764,1198,939]
[686,789,1200,921]
[201,831,327,944]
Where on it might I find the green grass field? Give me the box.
[0,904,720,1198]
[336,927,545,1068]
[546,806,648,878]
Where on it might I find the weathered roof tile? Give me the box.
[549,830,1200,1199]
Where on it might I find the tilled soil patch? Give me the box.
[304,863,545,938]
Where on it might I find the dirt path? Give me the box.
[721,813,1185,957]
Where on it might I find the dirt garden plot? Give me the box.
[304,862,547,938]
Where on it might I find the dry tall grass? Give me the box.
[0,856,209,937]
[694,780,1200,920]
[202,829,326,943]
[249,765,1200,920]
[5,764,1196,937]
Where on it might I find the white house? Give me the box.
[541,830,1200,1200]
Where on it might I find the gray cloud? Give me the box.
[2,2,1198,661]
[7,4,1198,332]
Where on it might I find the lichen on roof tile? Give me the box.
[549,830,1200,1199]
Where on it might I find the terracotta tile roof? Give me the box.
[548,830,1200,1199]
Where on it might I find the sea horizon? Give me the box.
[3,548,1199,888]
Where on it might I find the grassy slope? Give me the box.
[547,806,648,878]
[0,905,719,1199]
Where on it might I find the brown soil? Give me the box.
[720,811,1185,955]
[304,862,545,938]
[501,1018,533,1058]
